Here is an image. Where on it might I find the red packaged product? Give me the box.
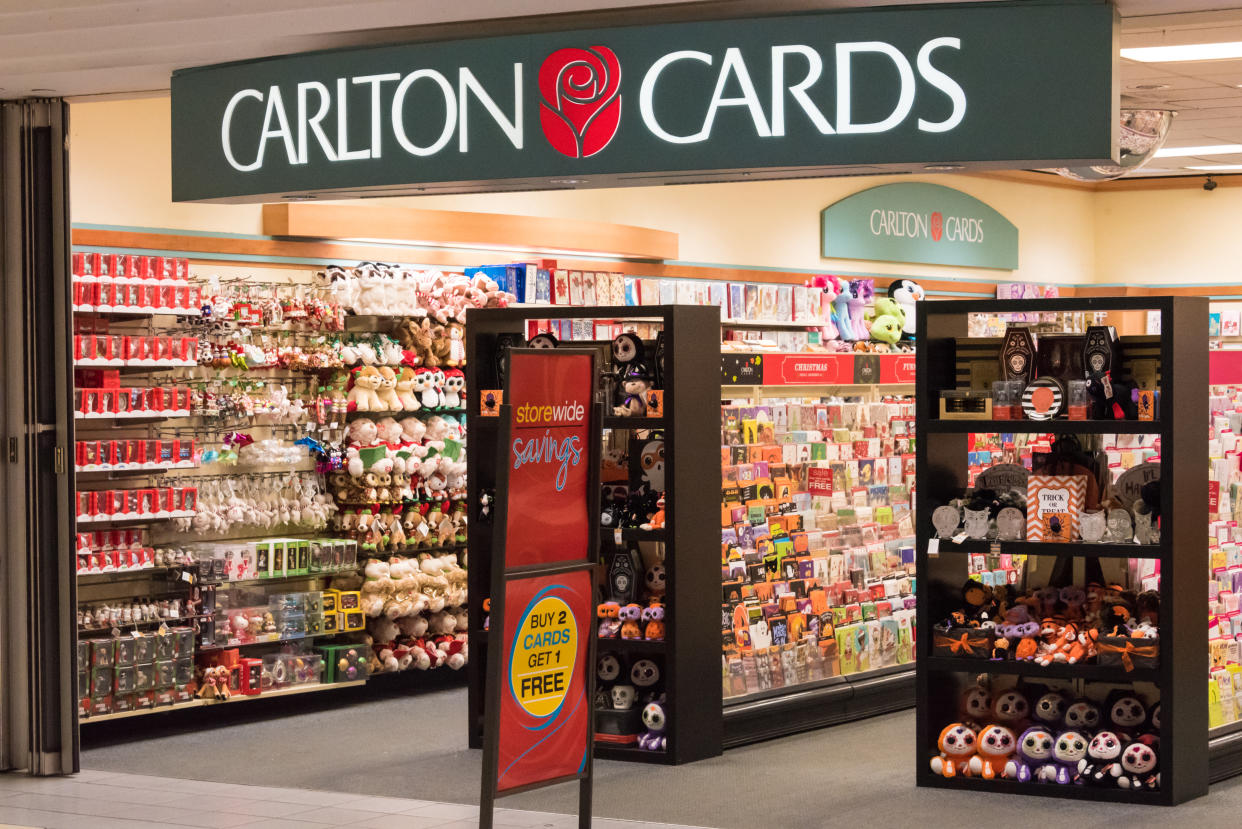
[95,281,115,311]
[98,389,116,415]
[175,258,190,280]
[180,337,198,363]
[72,252,85,277]
[178,439,195,465]
[124,439,144,466]
[159,487,175,513]
[180,487,197,512]
[147,387,165,413]
[105,254,125,279]
[124,254,142,278]
[143,440,160,464]
[137,489,156,516]
[126,388,144,414]
[174,387,191,413]
[85,253,102,278]
[76,490,91,517]
[161,440,178,466]
[149,256,166,279]
[159,284,177,310]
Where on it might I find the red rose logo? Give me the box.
[539,46,622,159]
[930,211,943,241]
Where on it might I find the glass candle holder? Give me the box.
[992,380,1021,420]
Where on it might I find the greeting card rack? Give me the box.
[465,305,722,765]
[915,296,1207,805]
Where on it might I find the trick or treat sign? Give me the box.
[504,350,594,568]
[496,568,594,791]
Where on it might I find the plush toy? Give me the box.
[869,313,904,345]
[642,601,665,640]
[1078,730,1125,785]
[1032,690,1070,729]
[1063,698,1102,733]
[597,602,621,638]
[807,275,840,340]
[888,279,924,339]
[398,318,438,368]
[1106,691,1147,738]
[638,700,667,751]
[613,364,650,416]
[960,684,992,727]
[618,603,642,639]
[393,367,420,411]
[991,689,1030,731]
[847,279,874,341]
[349,366,384,412]
[415,367,439,410]
[832,290,856,340]
[446,321,466,367]
[1014,727,1057,783]
[930,723,977,778]
[1051,730,1090,784]
[640,495,665,530]
[969,724,1017,779]
[376,366,402,411]
[442,368,466,409]
[1117,738,1159,790]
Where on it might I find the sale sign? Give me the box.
[504,350,595,568]
[497,568,594,792]
[482,348,599,829]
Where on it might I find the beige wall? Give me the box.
[1093,187,1242,286]
[70,95,1108,285]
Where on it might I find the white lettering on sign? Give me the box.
[869,208,983,244]
[219,38,968,169]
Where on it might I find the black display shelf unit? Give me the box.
[465,305,722,765]
[915,296,1208,806]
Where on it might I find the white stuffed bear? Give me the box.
[375,417,405,472]
[370,616,400,644]
[398,614,429,638]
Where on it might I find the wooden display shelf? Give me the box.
[915,296,1208,806]
[932,539,1162,559]
[923,656,1160,684]
[81,679,367,723]
[467,305,722,766]
[75,411,192,420]
[921,418,1161,434]
[77,510,196,526]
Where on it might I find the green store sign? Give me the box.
[821,182,1019,270]
[171,2,1117,202]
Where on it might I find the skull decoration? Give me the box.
[611,684,636,711]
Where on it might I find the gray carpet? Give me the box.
[83,689,1242,828]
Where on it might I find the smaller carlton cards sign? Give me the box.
[504,350,594,567]
[821,182,1019,270]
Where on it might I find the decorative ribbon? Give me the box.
[1105,639,1158,672]
[936,631,979,656]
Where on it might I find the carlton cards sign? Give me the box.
[822,182,1019,270]
[171,3,1118,201]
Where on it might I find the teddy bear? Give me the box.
[374,417,405,470]
[394,367,420,411]
[429,324,452,368]
[370,615,400,644]
[376,366,402,411]
[423,415,449,451]
[402,507,428,547]
[398,613,429,639]
[348,366,383,412]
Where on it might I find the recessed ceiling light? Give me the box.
[1129,83,1171,91]
[549,178,587,185]
[282,194,317,201]
[1155,143,1242,158]
[1187,164,1242,170]
[30,88,55,93]
[1122,41,1242,62]
[924,164,964,171]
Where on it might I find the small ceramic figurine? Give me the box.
[1106,508,1133,544]
[963,507,991,540]
[996,507,1025,541]
[1080,509,1106,543]
[932,504,962,539]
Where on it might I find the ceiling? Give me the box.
[5,0,1242,178]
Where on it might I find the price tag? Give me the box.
[951,531,968,545]
[180,571,194,583]
[614,529,622,546]
[927,538,940,558]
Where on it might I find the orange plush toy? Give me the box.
[930,723,978,778]
[642,601,665,641]
[619,603,643,639]
[597,601,621,638]
[640,494,666,531]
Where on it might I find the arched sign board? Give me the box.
[169,3,1118,202]
[821,182,1019,270]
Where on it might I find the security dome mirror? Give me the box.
[1044,109,1175,182]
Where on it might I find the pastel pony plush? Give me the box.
[807,275,840,340]
[847,279,875,341]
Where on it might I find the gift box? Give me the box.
[1096,636,1159,672]
[932,626,994,658]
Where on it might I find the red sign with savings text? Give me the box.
[497,567,593,792]
[505,351,594,568]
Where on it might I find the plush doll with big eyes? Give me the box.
[930,723,977,778]
[991,690,1030,731]
[1015,727,1057,783]
[1078,730,1125,786]
[597,602,621,639]
[1032,690,1070,730]
[1051,730,1089,784]
[969,724,1018,779]
[1063,698,1101,733]
[1117,738,1160,790]
[1106,691,1148,740]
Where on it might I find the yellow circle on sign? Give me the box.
[510,596,577,718]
